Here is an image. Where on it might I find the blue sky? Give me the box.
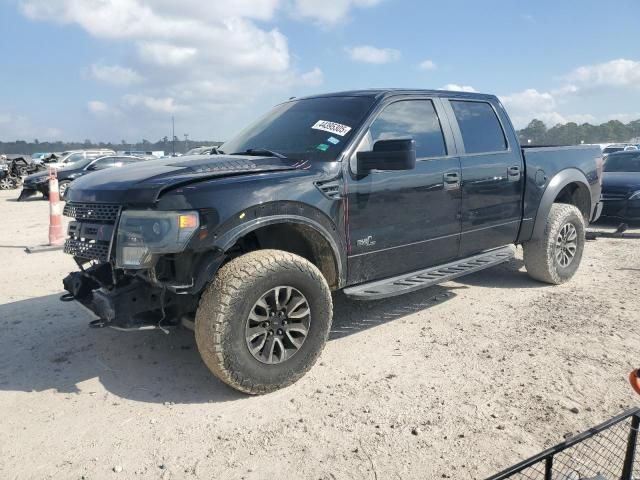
[1,0,639,142]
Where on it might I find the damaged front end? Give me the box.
[61,202,223,331]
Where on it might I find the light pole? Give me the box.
[184,133,189,154]
[171,116,176,156]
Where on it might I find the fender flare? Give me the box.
[214,214,346,288]
[530,168,592,241]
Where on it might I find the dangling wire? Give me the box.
[157,286,170,335]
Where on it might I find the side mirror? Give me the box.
[356,139,416,173]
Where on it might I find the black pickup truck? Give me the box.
[62,89,603,394]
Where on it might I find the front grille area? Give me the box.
[64,238,111,262]
[63,202,120,262]
[63,202,120,222]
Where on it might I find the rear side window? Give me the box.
[369,100,447,158]
[450,100,507,154]
[90,158,115,170]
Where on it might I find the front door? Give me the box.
[346,98,462,285]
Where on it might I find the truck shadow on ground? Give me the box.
[0,259,535,405]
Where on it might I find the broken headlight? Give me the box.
[115,210,199,269]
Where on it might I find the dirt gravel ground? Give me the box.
[0,188,639,480]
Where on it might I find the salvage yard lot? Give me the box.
[0,188,638,479]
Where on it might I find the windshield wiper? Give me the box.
[229,148,287,159]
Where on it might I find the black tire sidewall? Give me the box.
[218,263,331,388]
[549,208,585,281]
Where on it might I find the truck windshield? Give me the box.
[220,96,375,161]
[604,154,640,172]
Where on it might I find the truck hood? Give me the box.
[65,154,307,205]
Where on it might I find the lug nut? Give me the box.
[277,329,283,336]
[282,320,287,325]
[268,330,274,336]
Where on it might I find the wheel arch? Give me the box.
[215,215,345,290]
[530,168,592,241]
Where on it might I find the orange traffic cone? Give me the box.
[48,167,65,246]
[630,369,640,396]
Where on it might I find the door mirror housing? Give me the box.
[356,139,416,173]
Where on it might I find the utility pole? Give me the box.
[184,133,189,153]
[171,116,176,156]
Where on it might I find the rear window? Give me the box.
[604,153,640,172]
[450,100,507,154]
[603,147,624,154]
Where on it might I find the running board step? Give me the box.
[344,246,515,300]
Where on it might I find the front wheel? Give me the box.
[58,180,70,199]
[523,204,586,284]
[195,250,333,394]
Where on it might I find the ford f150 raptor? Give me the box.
[61,89,603,394]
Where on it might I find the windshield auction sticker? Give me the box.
[312,120,352,137]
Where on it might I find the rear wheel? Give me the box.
[195,249,333,394]
[0,177,12,190]
[523,204,586,284]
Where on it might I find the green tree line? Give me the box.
[3,117,640,155]
[518,118,640,146]
[0,137,222,156]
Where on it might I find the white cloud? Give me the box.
[346,45,400,64]
[501,88,556,113]
[440,84,477,92]
[87,100,109,115]
[17,0,337,140]
[418,59,436,71]
[19,1,291,74]
[300,67,324,86]
[293,0,383,24]
[603,112,640,123]
[564,59,640,90]
[90,63,143,86]
[137,42,198,67]
[123,94,183,114]
[87,100,124,118]
[0,109,63,140]
[500,88,596,128]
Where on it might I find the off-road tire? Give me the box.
[523,203,586,284]
[195,249,333,394]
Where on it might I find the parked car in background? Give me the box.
[602,144,632,156]
[45,149,116,169]
[185,145,219,156]
[19,155,148,200]
[624,145,639,151]
[122,151,162,159]
[0,162,13,190]
[600,151,640,221]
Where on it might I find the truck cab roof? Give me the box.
[294,88,497,102]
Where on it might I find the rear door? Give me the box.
[346,97,462,284]
[444,99,523,256]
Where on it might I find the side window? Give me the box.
[66,153,84,163]
[89,158,114,170]
[450,100,507,154]
[118,157,139,165]
[369,100,447,158]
